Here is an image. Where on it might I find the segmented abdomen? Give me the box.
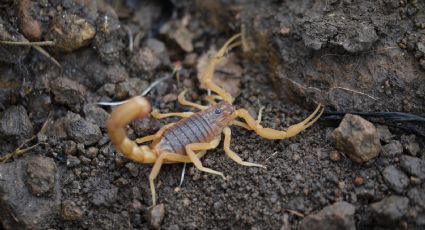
[156,113,218,155]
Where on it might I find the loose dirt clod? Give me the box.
[382,165,409,193]
[64,112,102,146]
[331,114,381,163]
[147,204,165,230]
[46,13,96,52]
[0,105,33,138]
[61,200,83,221]
[17,0,42,41]
[370,196,409,226]
[51,77,86,112]
[26,156,57,196]
[299,201,356,230]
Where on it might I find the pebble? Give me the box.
[63,140,77,155]
[329,150,341,161]
[0,105,33,138]
[382,165,409,193]
[376,125,393,143]
[353,176,365,186]
[147,203,165,230]
[401,134,420,156]
[370,195,409,225]
[299,201,356,230]
[125,162,139,177]
[86,147,99,159]
[46,13,96,52]
[51,77,86,112]
[17,0,42,41]
[66,155,81,168]
[61,200,83,221]
[91,186,118,207]
[381,140,403,156]
[399,155,425,180]
[114,78,149,100]
[83,104,110,129]
[331,114,381,163]
[64,112,102,146]
[407,187,425,208]
[26,156,57,196]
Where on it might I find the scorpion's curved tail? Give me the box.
[107,97,157,164]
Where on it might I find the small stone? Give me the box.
[353,176,364,186]
[83,104,110,129]
[61,200,83,221]
[91,186,118,207]
[26,156,57,196]
[18,0,42,41]
[114,177,129,187]
[399,155,425,180]
[407,187,425,208]
[64,112,102,146]
[299,201,356,230]
[125,163,139,177]
[114,78,149,100]
[51,77,86,112]
[63,140,77,155]
[0,105,33,138]
[183,53,198,67]
[331,114,381,163]
[66,155,81,168]
[401,135,420,156]
[86,147,99,159]
[329,151,341,161]
[292,153,301,162]
[146,38,170,67]
[381,140,403,156]
[147,203,165,230]
[370,195,409,225]
[46,13,96,52]
[382,165,409,193]
[376,125,392,143]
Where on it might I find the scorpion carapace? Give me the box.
[107,33,324,206]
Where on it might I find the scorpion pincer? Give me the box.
[107,33,324,206]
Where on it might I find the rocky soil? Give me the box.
[0,0,424,229]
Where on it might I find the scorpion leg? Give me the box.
[178,90,208,110]
[149,150,210,206]
[235,104,324,140]
[200,34,242,103]
[151,109,194,119]
[185,139,226,179]
[136,123,175,144]
[223,127,266,168]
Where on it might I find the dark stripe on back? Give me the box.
[181,121,201,143]
[196,114,214,137]
[191,114,211,140]
[163,134,177,153]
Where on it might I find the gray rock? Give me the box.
[331,114,381,163]
[66,155,81,168]
[407,187,425,209]
[0,105,33,138]
[51,77,86,112]
[64,112,102,146]
[26,156,58,196]
[399,155,425,180]
[401,134,420,156]
[381,140,403,157]
[370,195,409,225]
[299,201,356,230]
[114,77,149,100]
[0,156,61,229]
[83,104,110,129]
[382,165,409,193]
[377,125,393,143]
[147,203,165,230]
[91,186,118,207]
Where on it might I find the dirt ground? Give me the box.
[0,0,424,229]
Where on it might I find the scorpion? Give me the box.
[107,34,324,206]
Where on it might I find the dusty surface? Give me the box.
[0,0,424,229]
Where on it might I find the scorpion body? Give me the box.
[154,102,235,155]
[107,33,324,206]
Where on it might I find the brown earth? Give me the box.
[0,0,424,229]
